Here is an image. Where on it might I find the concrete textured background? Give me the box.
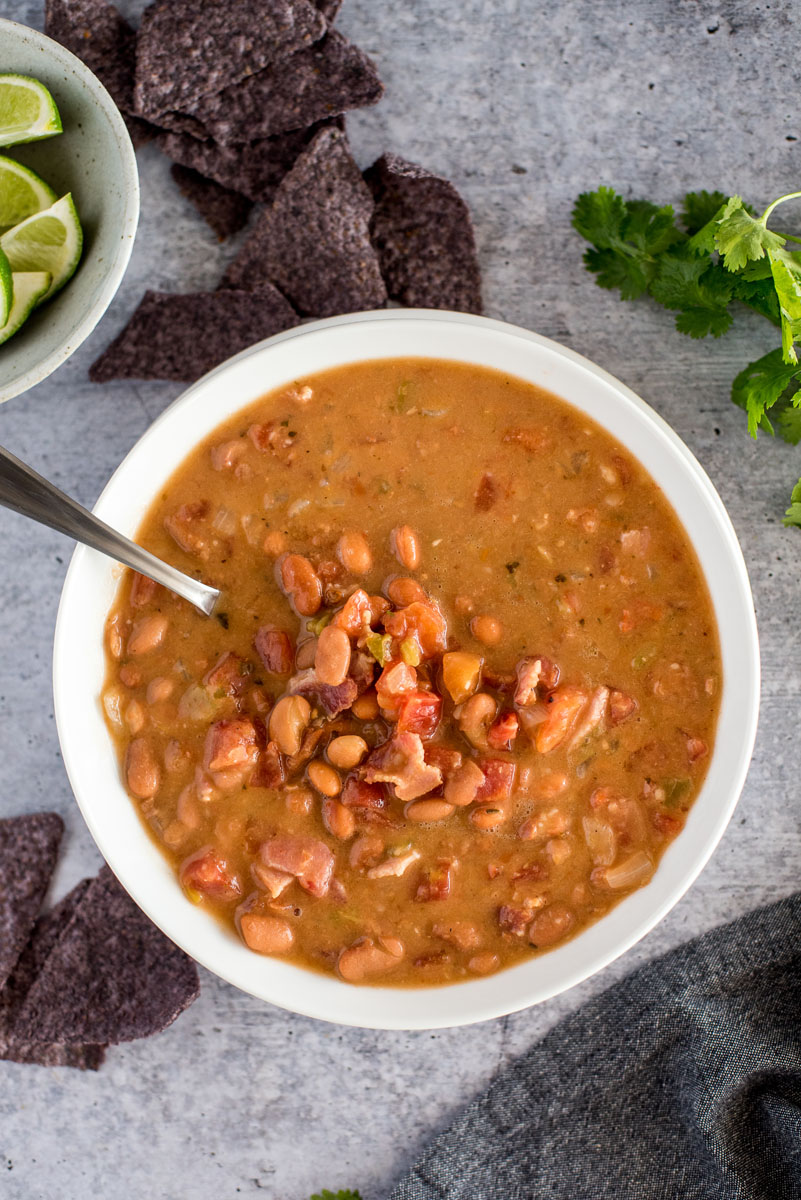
[0,1,799,1197]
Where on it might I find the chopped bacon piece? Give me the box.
[487,711,519,751]
[535,685,588,753]
[598,544,616,574]
[620,527,651,556]
[287,668,358,717]
[503,427,548,453]
[252,862,294,898]
[433,921,482,951]
[164,501,210,559]
[608,689,637,725]
[286,725,326,774]
[204,718,257,773]
[424,745,463,778]
[475,758,516,803]
[474,473,498,512]
[254,626,294,675]
[415,859,454,902]
[481,665,516,691]
[251,740,285,789]
[514,655,560,706]
[569,686,608,747]
[397,690,442,739]
[349,649,377,694]
[512,861,549,882]
[203,652,249,696]
[129,572,160,608]
[363,732,443,801]
[589,786,623,809]
[383,601,447,658]
[367,849,420,879]
[341,777,388,812]
[259,835,334,897]
[248,421,296,458]
[686,736,708,763]
[653,811,684,837]
[498,905,530,936]
[180,848,240,899]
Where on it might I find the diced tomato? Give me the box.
[129,572,160,608]
[424,745,463,778]
[340,777,388,812]
[498,905,530,936]
[180,848,240,900]
[397,690,442,739]
[332,588,373,636]
[653,811,684,837]
[415,859,454,902]
[686,736,708,763]
[254,626,294,674]
[487,711,519,751]
[535,685,587,753]
[474,473,498,512]
[376,661,417,714]
[251,740,285,789]
[203,652,248,696]
[475,758,516,803]
[619,601,664,634]
[383,601,447,658]
[204,718,257,772]
[608,689,637,725]
[503,427,548,453]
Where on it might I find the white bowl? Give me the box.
[53,311,760,1030]
[0,19,139,402]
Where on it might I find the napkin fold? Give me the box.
[389,894,801,1200]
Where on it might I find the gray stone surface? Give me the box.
[0,1,798,1197]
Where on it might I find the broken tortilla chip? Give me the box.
[365,152,483,314]
[158,32,383,146]
[133,0,326,120]
[0,812,63,992]
[89,287,300,383]
[12,867,199,1046]
[170,165,253,240]
[222,125,386,317]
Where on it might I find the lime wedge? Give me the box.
[0,193,82,303]
[0,246,11,327]
[0,74,63,148]
[0,271,51,345]
[0,155,57,233]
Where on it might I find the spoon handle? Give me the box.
[0,444,220,616]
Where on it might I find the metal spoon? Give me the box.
[0,444,220,616]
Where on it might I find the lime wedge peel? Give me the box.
[0,74,62,148]
[0,246,11,327]
[0,155,57,233]
[0,193,83,304]
[0,271,51,345]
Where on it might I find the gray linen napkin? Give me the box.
[389,894,801,1200]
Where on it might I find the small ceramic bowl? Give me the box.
[54,311,760,1030]
[0,19,139,402]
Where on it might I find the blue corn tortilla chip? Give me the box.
[0,880,105,1070]
[222,125,386,316]
[133,0,326,121]
[12,866,199,1045]
[44,0,154,148]
[314,0,342,20]
[170,165,253,240]
[154,118,341,203]
[89,286,300,383]
[0,812,63,992]
[364,152,483,314]
[158,32,383,146]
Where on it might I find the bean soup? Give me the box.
[102,359,721,986]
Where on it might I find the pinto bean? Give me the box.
[338,937,404,983]
[458,692,497,749]
[444,759,485,807]
[322,797,356,840]
[307,759,342,797]
[315,624,351,686]
[337,530,373,575]
[387,576,428,606]
[125,700,146,734]
[391,525,421,570]
[240,913,294,955]
[147,676,174,704]
[269,695,311,756]
[126,738,160,799]
[327,735,368,770]
[470,614,503,646]
[470,806,506,830]
[467,952,500,975]
[279,554,322,616]
[528,903,575,948]
[118,664,142,689]
[295,638,317,669]
[127,614,168,656]
[352,690,380,720]
[405,798,455,822]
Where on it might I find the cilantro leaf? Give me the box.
[649,248,733,338]
[674,307,733,338]
[783,478,801,529]
[731,347,801,437]
[715,196,786,271]
[775,402,801,445]
[730,274,781,325]
[582,247,650,300]
[767,247,801,364]
[571,187,627,248]
[681,190,729,235]
[310,1191,362,1200]
[572,189,683,300]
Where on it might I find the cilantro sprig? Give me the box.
[309,1190,362,1200]
[572,186,801,522]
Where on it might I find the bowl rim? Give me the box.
[0,18,140,402]
[53,309,761,1029]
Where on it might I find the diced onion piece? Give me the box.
[582,816,616,866]
[102,687,124,730]
[597,851,654,890]
[212,506,237,535]
[178,683,219,722]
